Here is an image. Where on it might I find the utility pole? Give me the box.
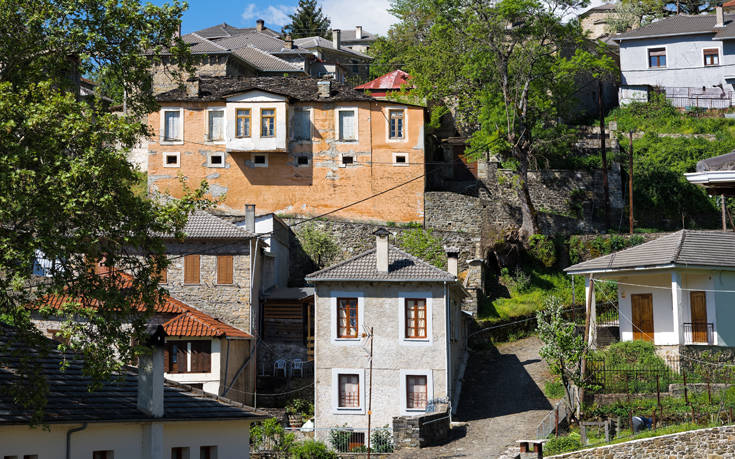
[599,81,610,229]
[628,131,634,235]
[366,327,374,459]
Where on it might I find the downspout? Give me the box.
[444,281,452,423]
[66,422,88,459]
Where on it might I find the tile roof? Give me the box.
[305,245,455,282]
[355,70,412,90]
[156,76,375,103]
[580,2,617,16]
[565,230,735,273]
[613,14,735,41]
[167,210,255,240]
[216,32,293,53]
[232,46,302,72]
[696,150,735,172]
[0,328,264,425]
[193,22,280,40]
[293,36,373,59]
[340,28,378,43]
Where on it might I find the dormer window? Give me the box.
[261,108,276,137]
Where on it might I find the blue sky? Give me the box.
[153,0,398,36]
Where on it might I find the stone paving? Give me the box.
[395,336,557,459]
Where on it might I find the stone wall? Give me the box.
[547,424,735,458]
[392,407,451,449]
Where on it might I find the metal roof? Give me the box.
[355,70,412,90]
[565,230,735,274]
[305,245,455,282]
[613,14,735,41]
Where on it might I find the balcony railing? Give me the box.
[684,322,714,345]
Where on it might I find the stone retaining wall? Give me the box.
[547,424,735,458]
[392,408,451,449]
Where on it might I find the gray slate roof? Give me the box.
[305,245,455,282]
[0,329,265,425]
[232,46,302,72]
[613,14,735,41]
[194,23,280,39]
[294,36,373,59]
[340,29,378,43]
[156,76,374,103]
[162,210,255,240]
[183,33,229,54]
[696,151,735,172]
[565,230,735,273]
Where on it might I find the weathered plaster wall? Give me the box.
[148,101,426,224]
[151,55,258,94]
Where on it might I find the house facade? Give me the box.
[305,229,469,443]
[565,231,735,350]
[147,77,426,224]
[614,8,735,107]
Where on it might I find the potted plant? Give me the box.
[285,398,313,428]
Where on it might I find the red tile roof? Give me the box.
[725,0,735,7]
[354,70,412,91]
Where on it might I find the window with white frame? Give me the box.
[338,373,360,408]
[208,152,225,167]
[163,152,180,168]
[292,108,311,141]
[393,152,408,166]
[207,109,225,141]
[405,375,428,410]
[648,48,666,68]
[340,153,355,167]
[338,109,357,141]
[405,298,427,339]
[251,153,268,167]
[162,109,182,142]
[389,109,405,139]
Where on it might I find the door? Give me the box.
[631,294,654,342]
[690,291,708,343]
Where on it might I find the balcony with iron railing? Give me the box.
[684,322,714,345]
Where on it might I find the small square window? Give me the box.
[251,153,268,167]
[340,155,355,167]
[393,153,408,166]
[93,451,114,459]
[171,447,189,459]
[200,446,217,459]
[163,152,180,168]
[704,48,719,66]
[208,152,225,167]
[296,155,310,166]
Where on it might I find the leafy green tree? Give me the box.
[282,0,331,39]
[0,0,203,422]
[298,224,340,269]
[397,228,446,269]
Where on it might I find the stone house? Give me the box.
[579,3,617,40]
[305,229,470,444]
[565,231,735,354]
[147,76,426,224]
[338,26,379,54]
[0,326,264,459]
[614,6,735,107]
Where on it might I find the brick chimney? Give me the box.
[317,80,332,98]
[445,248,459,277]
[374,228,390,273]
[244,204,256,233]
[137,326,166,418]
[332,29,341,49]
[284,34,293,49]
[355,26,363,40]
[717,5,725,27]
[256,19,265,32]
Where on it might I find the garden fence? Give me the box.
[252,426,394,456]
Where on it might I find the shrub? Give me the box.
[500,266,532,293]
[250,417,295,452]
[289,439,337,459]
[528,234,557,267]
[328,428,352,452]
[544,380,565,399]
[285,398,314,420]
[298,224,339,268]
[599,340,668,370]
[543,436,581,455]
[371,427,394,453]
[397,228,446,269]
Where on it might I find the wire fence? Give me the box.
[252,426,394,456]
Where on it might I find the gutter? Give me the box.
[614,31,716,42]
[66,423,88,459]
[304,277,456,283]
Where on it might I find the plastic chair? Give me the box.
[292,358,304,377]
[274,359,287,377]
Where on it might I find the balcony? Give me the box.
[684,322,714,345]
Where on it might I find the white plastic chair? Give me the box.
[292,358,304,377]
[274,359,287,377]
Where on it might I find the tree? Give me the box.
[0,0,204,422]
[383,0,615,238]
[397,228,446,269]
[297,224,339,269]
[282,0,331,39]
[537,296,589,418]
[607,0,667,34]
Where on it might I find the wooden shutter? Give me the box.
[190,340,211,372]
[217,255,233,284]
[184,255,200,284]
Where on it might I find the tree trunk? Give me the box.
[516,156,539,239]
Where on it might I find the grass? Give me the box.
[544,379,565,399]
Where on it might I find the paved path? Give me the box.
[396,336,556,458]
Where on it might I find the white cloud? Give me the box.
[321,0,397,35]
[241,3,296,28]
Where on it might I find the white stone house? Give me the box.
[614,7,735,107]
[0,327,265,459]
[565,230,735,349]
[305,229,470,445]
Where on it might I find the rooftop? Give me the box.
[354,69,412,91]
[163,210,256,240]
[613,13,735,41]
[293,36,373,59]
[565,230,735,274]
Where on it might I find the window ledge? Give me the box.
[160,140,185,146]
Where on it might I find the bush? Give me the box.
[500,266,532,293]
[397,228,446,269]
[250,417,295,452]
[544,380,565,399]
[598,341,667,370]
[528,234,557,267]
[289,439,337,459]
[371,427,394,453]
[328,428,352,452]
[298,224,340,269]
[543,436,581,456]
[285,398,314,419]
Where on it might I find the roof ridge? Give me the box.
[673,229,687,263]
[389,245,454,276]
[241,44,300,68]
[306,247,377,278]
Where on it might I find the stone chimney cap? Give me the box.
[373,228,390,237]
[445,247,460,256]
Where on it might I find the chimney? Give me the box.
[446,248,459,277]
[317,79,332,98]
[137,326,166,418]
[185,77,199,98]
[175,22,182,38]
[374,228,390,273]
[244,204,256,233]
[285,34,294,49]
[355,26,363,40]
[332,29,341,49]
[717,6,725,27]
[256,19,265,32]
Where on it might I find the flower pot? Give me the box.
[288,414,303,428]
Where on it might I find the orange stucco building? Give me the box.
[147,77,426,223]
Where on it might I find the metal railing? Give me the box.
[252,426,394,455]
[684,322,714,345]
[537,385,579,439]
[662,87,733,109]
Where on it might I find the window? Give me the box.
[200,446,217,459]
[293,108,311,141]
[337,298,358,338]
[165,340,211,373]
[207,109,224,141]
[261,108,276,137]
[217,255,233,285]
[704,48,720,66]
[250,153,268,168]
[207,152,225,167]
[338,110,356,141]
[92,451,114,459]
[171,447,189,459]
[296,155,310,167]
[340,154,354,167]
[348,432,365,451]
[184,254,200,284]
[338,374,360,408]
[236,108,251,138]
[163,152,180,168]
[389,109,405,139]
[406,375,428,410]
[648,48,666,68]
[393,153,408,166]
[163,109,182,142]
[405,299,427,339]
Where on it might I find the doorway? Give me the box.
[631,294,654,342]
[690,291,708,344]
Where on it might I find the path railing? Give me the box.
[536,385,579,439]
